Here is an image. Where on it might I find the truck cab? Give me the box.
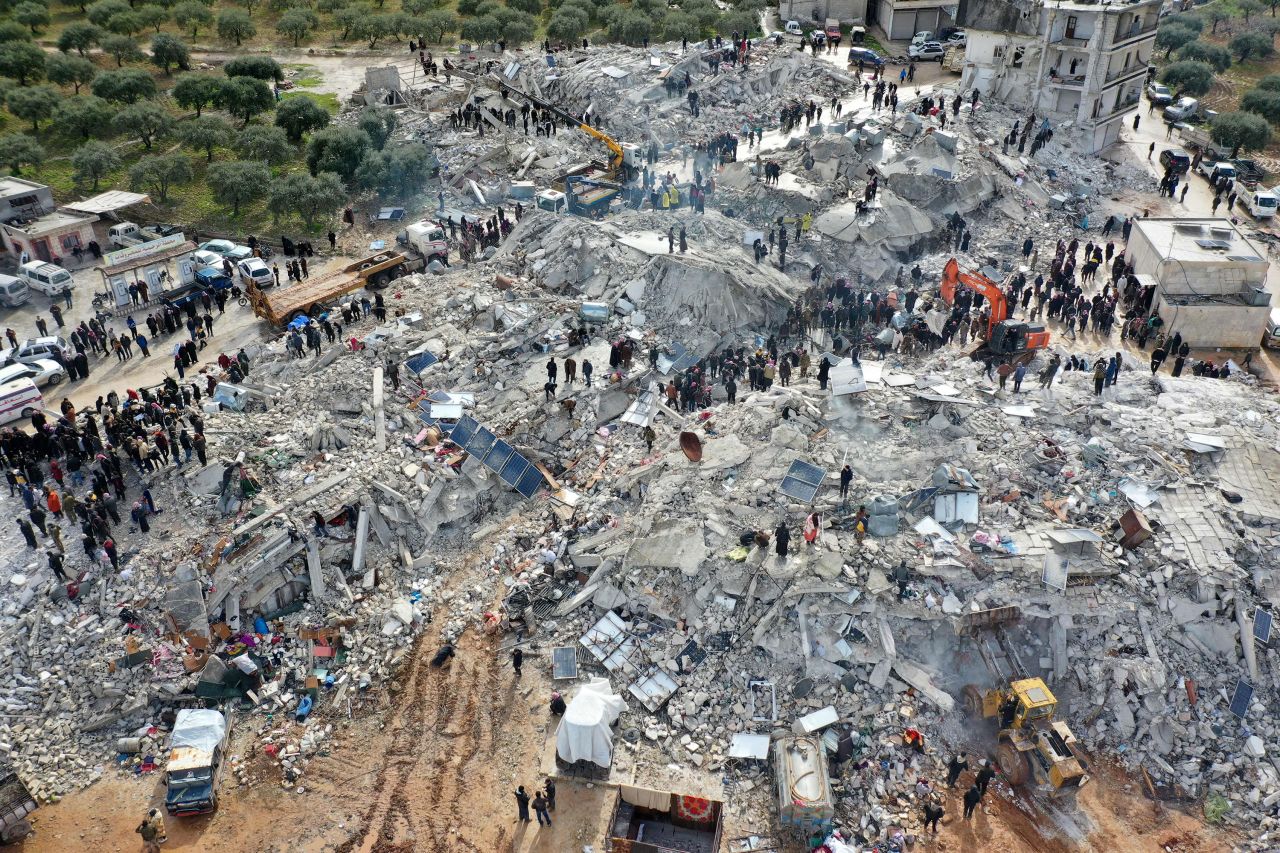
[1234,180,1279,219]
[165,709,228,816]
[825,18,841,39]
[402,220,450,263]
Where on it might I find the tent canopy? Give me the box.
[63,190,149,215]
[555,677,625,767]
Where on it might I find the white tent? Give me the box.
[555,678,626,767]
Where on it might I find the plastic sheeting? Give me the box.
[555,678,626,767]
[170,709,226,753]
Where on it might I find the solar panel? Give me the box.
[1255,608,1273,644]
[466,427,496,458]
[780,459,826,502]
[515,465,544,498]
[551,646,578,679]
[405,351,438,375]
[1230,679,1254,718]
[449,415,478,448]
[483,440,515,471]
[500,453,530,486]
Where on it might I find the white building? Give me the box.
[958,0,1160,152]
[1127,217,1272,350]
[873,0,957,40]
[780,0,868,28]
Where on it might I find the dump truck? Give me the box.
[165,709,229,816]
[245,250,424,326]
[0,765,36,843]
[956,606,1089,795]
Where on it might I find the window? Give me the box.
[993,45,1005,58]
[5,194,39,209]
[1065,15,1077,38]
[59,233,82,251]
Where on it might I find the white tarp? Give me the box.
[170,709,227,753]
[556,677,626,767]
[63,190,149,214]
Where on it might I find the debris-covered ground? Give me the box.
[5,34,1278,852]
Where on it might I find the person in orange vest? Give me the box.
[46,487,61,518]
[903,727,926,754]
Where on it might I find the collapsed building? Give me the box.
[1,36,1279,850]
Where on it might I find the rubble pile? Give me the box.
[6,33,1280,847]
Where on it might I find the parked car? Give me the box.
[16,262,73,297]
[237,258,273,288]
[0,359,65,388]
[911,30,934,46]
[1146,82,1173,105]
[847,46,886,67]
[190,249,224,269]
[0,274,29,309]
[1,336,70,366]
[945,29,967,45]
[1163,96,1201,123]
[194,267,235,291]
[908,41,946,60]
[785,19,802,34]
[1159,148,1192,174]
[197,240,254,262]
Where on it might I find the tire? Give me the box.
[45,372,62,387]
[238,296,249,307]
[20,407,33,418]
[996,741,1029,786]
[1,818,31,843]
[370,273,389,289]
[962,685,985,718]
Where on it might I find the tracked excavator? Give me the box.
[940,258,1050,366]
[956,606,1090,796]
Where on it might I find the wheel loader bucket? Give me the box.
[954,605,1022,637]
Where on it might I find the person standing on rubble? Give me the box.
[582,359,593,387]
[893,561,910,600]
[564,357,576,385]
[946,752,969,788]
[513,647,523,677]
[514,786,531,822]
[774,521,790,559]
[839,465,852,502]
[975,761,996,796]
[1092,359,1106,396]
[15,517,35,549]
[642,425,656,453]
[546,358,558,387]
[923,798,944,834]
[963,784,982,820]
[803,511,821,546]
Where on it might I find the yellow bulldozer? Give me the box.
[957,606,1090,795]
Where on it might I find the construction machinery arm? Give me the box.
[498,80,624,173]
[940,258,1010,331]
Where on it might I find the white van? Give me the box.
[0,274,29,308]
[0,378,41,426]
[16,262,73,297]
[785,20,803,34]
[911,30,934,46]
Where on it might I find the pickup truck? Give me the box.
[165,709,228,816]
[108,222,162,249]
[1233,179,1278,219]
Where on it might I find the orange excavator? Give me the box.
[940,258,1050,365]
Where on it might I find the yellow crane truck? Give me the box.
[957,605,1090,795]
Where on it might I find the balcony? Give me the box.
[1103,62,1148,88]
[1048,33,1092,50]
[1109,20,1158,49]
[1092,93,1141,124]
[1048,71,1087,88]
